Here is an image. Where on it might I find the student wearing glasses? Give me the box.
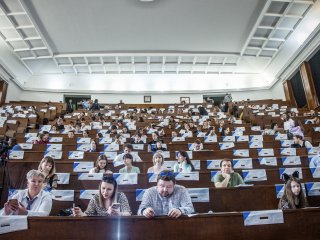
[138,170,194,218]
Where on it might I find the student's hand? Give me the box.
[72,207,84,217]
[143,207,155,218]
[107,206,120,216]
[168,208,182,218]
[4,201,17,215]
[17,202,28,215]
[221,173,230,179]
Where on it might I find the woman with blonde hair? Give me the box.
[147,152,165,174]
[38,156,58,190]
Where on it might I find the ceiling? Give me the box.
[0,0,319,84]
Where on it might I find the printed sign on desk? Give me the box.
[222,136,235,142]
[191,160,200,170]
[113,173,138,185]
[188,188,209,202]
[279,167,302,179]
[51,190,74,201]
[275,134,287,140]
[99,138,113,144]
[280,140,294,147]
[219,142,235,150]
[243,210,284,226]
[258,148,274,157]
[9,151,24,160]
[163,161,175,171]
[210,171,219,182]
[308,155,320,168]
[174,172,199,181]
[56,173,70,184]
[250,135,263,142]
[280,148,297,156]
[281,156,301,166]
[76,144,91,152]
[172,137,185,142]
[309,168,320,178]
[249,141,263,149]
[79,190,99,200]
[68,151,84,160]
[136,189,146,201]
[233,149,249,157]
[308,147,320,155]
[77,137,91,144]
[242,169,267,182]
[233,158,253,169]
[46,144,62,151]
[207,160,222,169]
[0,216,28,234]
[49,137,63,143]
[18,143,33,150]
[236,135,249,142]
[26,137,37,143]
[132,144,144,150]
[73,162,93,172]
[104,144,120,152]
[148,173,159,183]
[44,151,62,159]
[251,126,261,131]
[104,151,117,160]
[275,184,307,198]
[305,182,320,196]
[258,157,277,166]
[78,173,104,180]
[204,136,218,143]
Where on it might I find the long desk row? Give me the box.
[1,209,320,239]
[6,162,320,189]
[8,149,309,161]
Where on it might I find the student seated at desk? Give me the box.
[151,140,167,152]
[220,127,231,136]
[38,156,58,190]
[278,171,308,209]
[138,170,194,218]
[113,143,142,163]
[0,170,52,216]
[147,152,165,174]
[119,154,140,173]
[214,159,244,188]
[33,131,50,144]
[291,135,313,148]
[173,151,195,173]
[89,155,113,174]
[192,139,203,151]
[73,176,131,217]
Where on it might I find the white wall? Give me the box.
[16,88,280,104]
[6,81,22,103]
[271,80,285,100]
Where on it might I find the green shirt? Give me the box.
[119,166,140,173]
[214,172,244,187]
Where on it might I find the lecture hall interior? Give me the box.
[1,0,320,239]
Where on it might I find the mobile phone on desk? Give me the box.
[111,203,120,210]
[8,199,18,207]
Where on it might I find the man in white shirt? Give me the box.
[113,143,142,165]
[1,170,52,216]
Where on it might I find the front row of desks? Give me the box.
[1,208,320,239]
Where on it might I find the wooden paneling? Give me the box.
[283,80,297,106]
[300,62,319,109]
